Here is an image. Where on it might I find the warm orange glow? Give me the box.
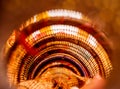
[5,9,112,89]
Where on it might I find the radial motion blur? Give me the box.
[4,9,112,89]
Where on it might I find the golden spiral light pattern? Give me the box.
[4,9,112,89]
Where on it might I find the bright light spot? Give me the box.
[70,86,79,89]
[32,30,40,40]
[33,15,37,22]
[48,9,82,19]
[87,35,97,47]
[51,25,79,35]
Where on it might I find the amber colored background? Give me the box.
[0,0,120,89]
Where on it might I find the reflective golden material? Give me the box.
[4,9,112,89]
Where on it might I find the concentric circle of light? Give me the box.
[4,9,112,89]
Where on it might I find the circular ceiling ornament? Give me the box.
[4,9,112,89]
